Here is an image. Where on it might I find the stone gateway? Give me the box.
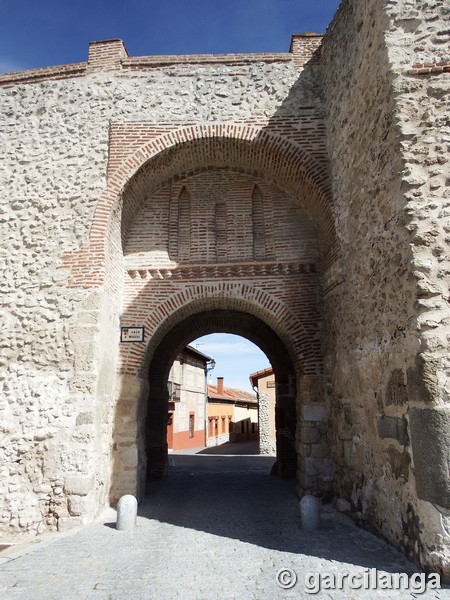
[0,0,448,576]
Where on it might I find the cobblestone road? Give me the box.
[0,446,448,600]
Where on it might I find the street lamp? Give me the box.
[206,358,216,373]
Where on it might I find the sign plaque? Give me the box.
[121,327,144,343]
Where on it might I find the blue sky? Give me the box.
[192,334,270,394]
[0,0,340,73]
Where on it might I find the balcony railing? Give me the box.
[167,381,181,402]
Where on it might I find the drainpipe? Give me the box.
[205,359,216,447]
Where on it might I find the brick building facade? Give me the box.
[0,0,449,575]
[207,377,258,447]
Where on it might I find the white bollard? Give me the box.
[116,494,138,531]
[300,494,321,530]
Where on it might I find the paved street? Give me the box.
[0,443,448,600]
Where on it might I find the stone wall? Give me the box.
[0,36,327,537]
[384,0,450,573]
[258,392,276,456]
[0,70,115,533]
[0,3,448,576]
[321,0,449,574]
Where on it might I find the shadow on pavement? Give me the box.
[195,441,262,455]
[140,448,420,576]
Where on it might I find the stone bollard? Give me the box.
[300,494,321,530]
[116,494,138,531]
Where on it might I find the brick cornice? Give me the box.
[123,53,293,70]
[0,63,87,87]
[0,33,327,87]
[125,261,317,281]
[0,46,294,88]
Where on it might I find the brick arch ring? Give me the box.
[120,281,324,379]
[63,123,335,287]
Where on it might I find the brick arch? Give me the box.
[112,124,331,223]
[147,309,295,393]
[144,308,299,480]
[118,130,332,248]
[63,124,335,287]
[119,280,323,379]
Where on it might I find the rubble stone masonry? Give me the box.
[321,0,449,573]
[0,0,448,575]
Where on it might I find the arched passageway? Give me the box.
[110,283,331,504]
[145,309,297,483]
[99,131,333,510]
